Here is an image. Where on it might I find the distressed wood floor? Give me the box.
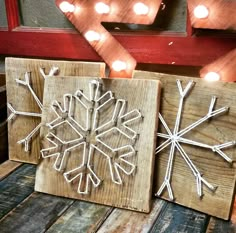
[0,160,235,233]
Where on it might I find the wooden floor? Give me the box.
[0,160,235,233]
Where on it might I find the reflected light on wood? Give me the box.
[188,0,236,30]
[200,49,236,82]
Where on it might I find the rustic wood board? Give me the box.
[0,74,6,122]
[133,71,236,220]
[97,199,165,233]
[0,164,35,219]
[0,73,5,87]
[0,192,73,233]
[6,58,105,164]
[0,160,22,181]
[206,217,236,233]
[150,202,209,233]
[1,163,236,232]
[35,76,161,212]
[47,201,113,233]
[0,121,8,163]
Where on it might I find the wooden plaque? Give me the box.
[6,58,105,164]
[35,76,161,212]
[133,71,236,220]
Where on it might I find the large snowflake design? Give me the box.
[41,79,143,194]
[156,79,235,200]
[7,66,59,152]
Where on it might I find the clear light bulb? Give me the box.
[133,2,149,15]
[84,31,101,42]
[194,5,209,19]
[59,1,75,13]
[204,72,220,82]
[95,2,110,14]
[112,60,127,72]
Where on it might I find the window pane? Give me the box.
[103,0,186,32]
[19,0,74,28]
[0,0,7,27]
[19,0,186,32]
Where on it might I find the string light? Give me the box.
[112,60,127,72]
[84,31,101,42]
[59,1,75,13]
[194,5,209,19]
[95,2,110,14]
[204,72,221,82]
[133,2,149,15]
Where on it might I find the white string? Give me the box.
[42,79,141,194]
[155,79,234,200]
[8,66,59,152]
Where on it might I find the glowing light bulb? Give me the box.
[133,2,149,15]
[95,2,110,14]
[59,1,75,13]
[194,5,209,19]
[84,31,101,42]
[112,60,127,72]
[204,72,220,82]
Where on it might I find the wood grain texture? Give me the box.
[0,121,8,163]
[0,164,35,219]
[0,73,5,86]
[0,160,22,181]
[1,163,236,233]
[206,217,236,233]
[200,49,236,82]
[133,71,236,220]
[6,58,105,164]
[188,0,236,30]
[47,201,113,233]
[35,76,160,213]
[56,0,162,77]
[150,202,209,233]
[97,199,165,233]
[0,74,6,122]
[0,192,73,233]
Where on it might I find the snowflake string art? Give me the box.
[41,79,143,194]
[7,66,58,152]
[155,79,235,200]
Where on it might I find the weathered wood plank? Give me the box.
[0,192,74,233]
[0,164,35,219]
[0,121,8,164]
[0,73,5,87]
[206,196,236,233]
[6,58,105,164]
[150,202,209,233]
[0,73,6,123]
[0,160,22,181]
[47,201,113,233]
[206,217,236,233]
[35,77,160,212]
[133,71,236,219]
[97,199,166,233]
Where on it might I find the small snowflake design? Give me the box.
[156,79,235,200]
[8,66,59,152]
[41,79,143,194]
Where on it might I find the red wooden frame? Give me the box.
[0,0,235,67]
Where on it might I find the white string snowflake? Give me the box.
[7,67,58,152]
[41,79,142,194]
[156,79,235,200]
